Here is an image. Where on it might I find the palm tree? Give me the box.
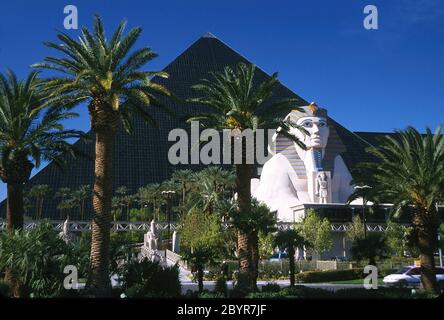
[170,169,195,216]
[29,184,52,219]
[187,62,303,290]
[0,70,84,233]
[229,199,277,290]
[111,196,122,221]
[182,246,216,294]
[55,187,72,219]
[348,126,444,293]
[140,183,166,220]
[274,229,306,286]
[115,186,129,219]
[72,185,92,220]
[34,16,172,295]
[170,169,195,204]
[123,194,137,220]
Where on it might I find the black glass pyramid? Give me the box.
[0,34,380,220]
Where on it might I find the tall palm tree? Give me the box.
[137,183,167,221]
[349,126,444,293]
[170,169,195,216]
[122,194,137,220]
[170,169,195,204]
[72,185,92,220]
[274,229,306,286]
[229,199,277,290]
[29,184,52,219]
[0,70,84,232]
[34,16,172,295]
[55,187,72,219]
[187,62,303,290]
[115,185,129,219]
[187,167,235,215]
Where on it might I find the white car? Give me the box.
[383,266,444,287]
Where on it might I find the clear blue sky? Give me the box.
[0,0,443,200]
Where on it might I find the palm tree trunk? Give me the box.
[87,130,115,296]
[6,182,24,232]
[249,231,259,290]
[33,198,38,219]
[197,266,204,293]
[39,198,44,219]
[289,248,296,286]
[5,182,26,297]
[416,222,440,293]
[81,199,85,220]
[235,163,253,289]
[237,231,251,272]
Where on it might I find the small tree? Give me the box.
[345,215,365,242]
[258,232,275,260]
[350,233,389,266]
[296,209,333,259]
[386,221,414,257]
[180,208,221,293]
[228,199,277,291]
[182,247,216,293]
[274,229,306,286]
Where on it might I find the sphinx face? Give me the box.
[291,116,330,150]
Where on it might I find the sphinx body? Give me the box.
[252,103,355,222]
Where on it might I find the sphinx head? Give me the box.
[287,102,330,150]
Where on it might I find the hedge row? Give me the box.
[295,268,364,283]
[247,287,437,299]
[248,286,335,299]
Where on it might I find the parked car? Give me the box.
[269,252,288,262]
[383,266,444,287]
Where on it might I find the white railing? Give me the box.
[0,220,390,233]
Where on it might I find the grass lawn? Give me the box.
[326,278,385,285]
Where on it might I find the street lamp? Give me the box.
[354,185,372,238]
[161,190,176,252]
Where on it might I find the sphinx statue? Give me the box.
[252,102,355,222]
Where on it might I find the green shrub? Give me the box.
[119,258,181,298]
[247,291,287,299]
[247,286,439,299]
[261,282,281,293]
[214,276,228,297]
[280,286,334,298]
[247,286,334,299]
[334,287,438,299]
[295,268,364,283]
[199,291,225,299]
[334,288,411,299]
[0,222,75,297]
